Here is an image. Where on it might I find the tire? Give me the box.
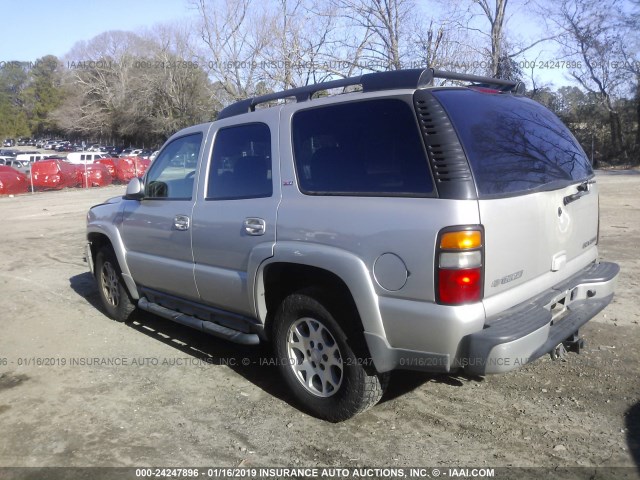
[272,288,387,422]
[95,247,136,322]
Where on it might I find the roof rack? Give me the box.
[217,68,524,119]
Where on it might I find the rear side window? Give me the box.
[207,123,272,200]
[292,99,433,196]
[433,90,593,197]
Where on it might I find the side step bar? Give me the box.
[137,297,260,346]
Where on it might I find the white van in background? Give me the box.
[16,153,51,163]
[66,152,107,165]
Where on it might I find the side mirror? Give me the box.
[124,177,144,200]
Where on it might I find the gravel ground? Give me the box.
[0,173,638,477]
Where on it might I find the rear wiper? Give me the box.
[563,180,595,205]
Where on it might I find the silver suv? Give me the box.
[86,69,619,421]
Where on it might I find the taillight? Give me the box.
[469,86,501,94]
[436,227,484,305]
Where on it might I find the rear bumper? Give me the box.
[464,261,619,375]
[365,261,619,375]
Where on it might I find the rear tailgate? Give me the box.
[433,89,598,315]
[479,182,598,315]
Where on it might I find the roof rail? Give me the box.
[217,68,523,119]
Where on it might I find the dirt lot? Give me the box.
[0,174,638,476]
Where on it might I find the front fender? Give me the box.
[87,201,139,300]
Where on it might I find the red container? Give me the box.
[95,158,117,178]
[0,166,29,195]
[30,159,80,190]
[75,163,113,188]
[115,157,151,183]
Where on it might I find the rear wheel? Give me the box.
[273,289,386,421]
[95,247,136,322]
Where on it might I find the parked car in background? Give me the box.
[104,146,124,157]
[0,166,29,195]
[75,163,113,188]
[66,152,107,165]
[120,148,143,157]
[56,143,74,152]
[31,159,79,190]
[16,153,51,163]
[45,140,67,150]
[87,144,108,152]
[0,149,18,157]
[3,139,15,147]
[138,149,154,159]
[4,159,31,176]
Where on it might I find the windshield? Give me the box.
[433,89,593,198]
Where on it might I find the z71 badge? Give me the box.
[491,270,524,288]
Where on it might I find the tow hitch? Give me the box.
[551,332,586,360]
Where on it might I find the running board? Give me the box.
[137,297,260,345]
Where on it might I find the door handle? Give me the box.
[244,218,266,236]
[174,215,190,231]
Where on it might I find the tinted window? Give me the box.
[292,99,433,196]
[207,123,272,200]
[433,90,593,197]
[144,133,202,199]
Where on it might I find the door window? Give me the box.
[207,123,272,200]
[144,133,203,200]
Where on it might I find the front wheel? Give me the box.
[95,247,136,322]
[272,289,386,422]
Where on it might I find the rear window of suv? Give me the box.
[292,99,434,196]
[433,89,593,197]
